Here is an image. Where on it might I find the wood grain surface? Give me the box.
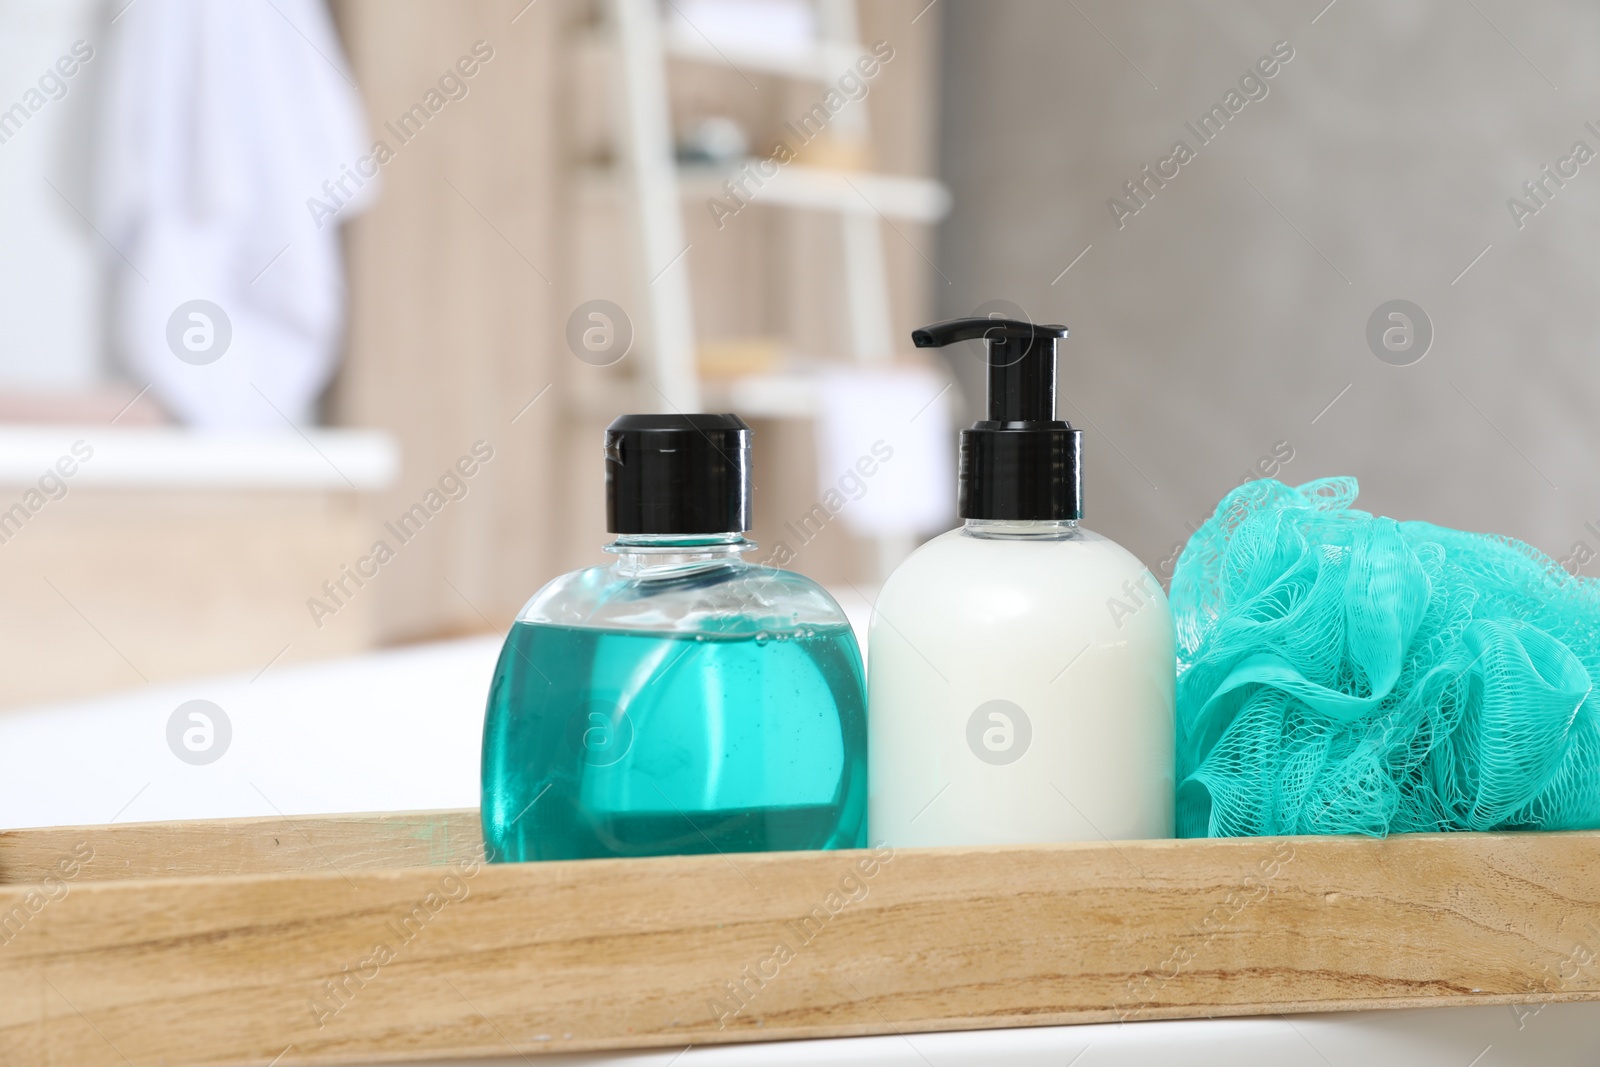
[0,810,482,885]
[2,815,1598,1066]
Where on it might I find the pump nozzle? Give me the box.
[912,315,1081,521]
[913,318,1068,424]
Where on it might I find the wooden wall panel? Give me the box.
[330,0,564,641]
[329,0,945,628]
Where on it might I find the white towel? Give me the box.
[97,0,375,428]
[814,367,955,537]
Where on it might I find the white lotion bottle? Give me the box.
[868,316,1174,847]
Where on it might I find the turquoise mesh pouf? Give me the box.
[1171,477,1600,838]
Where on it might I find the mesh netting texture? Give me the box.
[1171,477,1600,838]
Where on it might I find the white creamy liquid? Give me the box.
[867,525,1175,847]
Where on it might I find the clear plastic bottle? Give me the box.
[481,415,867,862]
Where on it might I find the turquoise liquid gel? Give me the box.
[482,618,868,861]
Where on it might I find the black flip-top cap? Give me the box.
[912,316,1082,521]
[605,414,753,534]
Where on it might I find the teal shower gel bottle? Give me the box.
[481,414,868,862]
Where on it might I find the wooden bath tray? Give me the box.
[2,810,1597,1065]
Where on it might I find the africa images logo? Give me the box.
[166,300,232,365]
[967,700,1032,766]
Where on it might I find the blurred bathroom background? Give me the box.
[3,0,1597,824]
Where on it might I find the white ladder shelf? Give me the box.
[604,0,951,416]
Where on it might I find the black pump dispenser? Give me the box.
[912,317,1081,521]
